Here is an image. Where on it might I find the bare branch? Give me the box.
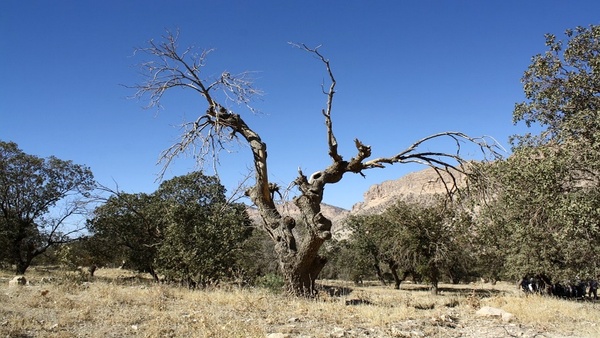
[290,42,341,162]
[130,31,265,181]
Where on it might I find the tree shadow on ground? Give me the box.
[401,284,508,297]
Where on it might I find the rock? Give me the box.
[476,306,515,322]
[8,276,26,287]
[331,327,346,337]
[501,312,515,323]
[266,333,289,338]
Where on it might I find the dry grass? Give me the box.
[1,269,599,337]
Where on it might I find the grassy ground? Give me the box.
[1,268,599,337]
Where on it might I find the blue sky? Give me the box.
[1,1,598,210]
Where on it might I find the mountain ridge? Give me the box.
[246,167,463,235]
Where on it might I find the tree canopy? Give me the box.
[0,141,95,274]
[342,198,473,294]
[473,25,600,282]
[89,172,251,285]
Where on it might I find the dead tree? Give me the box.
[131,31,502,296]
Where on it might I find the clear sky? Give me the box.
[1,1,598,210]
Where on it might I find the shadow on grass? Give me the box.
[401,284,507,297]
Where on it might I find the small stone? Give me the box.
[476,306,515,322]
[331,327,346,337]
[8,276,26,287]
[476,306,504,317]
[502,312,515,323]
[288,317,300,323]
[266,333,288,338]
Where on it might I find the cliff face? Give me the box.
[246,167,464,237]
[350,167,463,216]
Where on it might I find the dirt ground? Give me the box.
[1,268,599,337]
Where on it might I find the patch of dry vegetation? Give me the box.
[1,268,599,337]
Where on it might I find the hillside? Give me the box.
[247,167,465,236]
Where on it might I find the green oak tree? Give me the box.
[342,198,473,294]
[0,141,95,274]
[472,25,600,282]
[88,192,163,280]
[153,172,252,287]
[89,172,251,284]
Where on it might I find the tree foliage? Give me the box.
[88,192,163,279]
[341,198,474,293]
[0,141,95,274]
[472,25,600,282]
[153,173,252,286]
[89,172,251,285]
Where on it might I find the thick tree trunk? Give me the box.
[281,249,328,296]
[430,282,439,295]
[12,238,33,275]
[387,261,405,290]
[430,265,440,295]
[16,260,29,275]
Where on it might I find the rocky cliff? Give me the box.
[247,167,464,236]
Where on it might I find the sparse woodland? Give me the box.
[1,24,600,337]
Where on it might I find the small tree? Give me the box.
[90,172,251,284]
[153,172,252,286]
[131,31,501,295]
[385,199,472,294]
[344,214,409,288]
[0,141,95,274]
[343,198,472,293]
[88,192,163,280]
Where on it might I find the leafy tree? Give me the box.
[513,25,600,151]
[89,172,251,284]
[153,172,252,286]
[472,25,600,282]
[88,192,163,279]
[130,31,501,296]
[342,198,473,293]
[472,143,600,282]
[0,141,95,274]
[236,228,281,285]
[383,199,473,294]
[344,214,408,288]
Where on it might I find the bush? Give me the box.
[255,273,285,293]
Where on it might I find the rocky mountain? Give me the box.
[350,167,464,216]
[247,167,464,237]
